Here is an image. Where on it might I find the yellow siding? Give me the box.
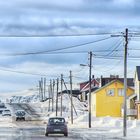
[91,80,134,117]
[91,93,96,116]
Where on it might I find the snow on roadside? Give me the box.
[69,113,140,140]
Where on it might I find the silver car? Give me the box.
[2,109,11,116]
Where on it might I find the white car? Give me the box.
[2,109,11,116]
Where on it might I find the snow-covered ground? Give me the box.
[68,114,140,140]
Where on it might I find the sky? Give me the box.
[0,0,140,94]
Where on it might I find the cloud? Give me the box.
[0,0,139,35]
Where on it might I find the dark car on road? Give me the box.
[45,117,68,137]
[15,110,26,121]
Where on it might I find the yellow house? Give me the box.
[91,80,134,117]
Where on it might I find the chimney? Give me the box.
[100,75,103,87]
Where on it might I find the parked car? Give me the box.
[0,103,7,114]
[2,109,11,116]
[45,117,68,137]
[15,110,26,121]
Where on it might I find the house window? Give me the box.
[118,88,124,96]
[106,89,115,96]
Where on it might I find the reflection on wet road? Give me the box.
[0,103,82,140]
[0,127,82,140]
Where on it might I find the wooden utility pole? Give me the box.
[123,28,128,137]
[41,77,44,101]
[70,70,73,124]
[56,78,59,116]
[60,74,63,116]
[48,80,51,111]
[39,78,43,102]
[63,79,78,116]
[39,80,41,101]
[52,79,55,112]
[111,29,129,137]
[44,78,46,100]
[50,79,52,111]
[89,51,92,128]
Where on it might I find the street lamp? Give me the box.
[80,51,92,128]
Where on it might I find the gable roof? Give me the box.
[79,78,99,85]
[80,78,99,91]
[136,66,140,81]
[93,79,134,94]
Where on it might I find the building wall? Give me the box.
[136,103,140,119]
[91,93,96,116]
[91,81,134,117]
[135,73,140,101]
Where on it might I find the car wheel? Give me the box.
[64,133,68,137]
[45,133,48,136]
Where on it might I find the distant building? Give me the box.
[58,90,80,98]
[79,75,99,101]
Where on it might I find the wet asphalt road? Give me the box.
[0,127,83,140]
[0,103,83,140]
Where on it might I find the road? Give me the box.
[0,103,83,140]
[0,125,82,140]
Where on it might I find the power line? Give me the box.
[128,48,140,50]
[0,50,125,57]
[94,55,140,60]
[0,67,59,77]
[103,39,123,57]
[0,36,112,56]
[0,32,121,38]
[93,59,122,72]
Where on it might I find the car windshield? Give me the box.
[49,118,65,125]
[16,111,25,116]
[3,110,10,113]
